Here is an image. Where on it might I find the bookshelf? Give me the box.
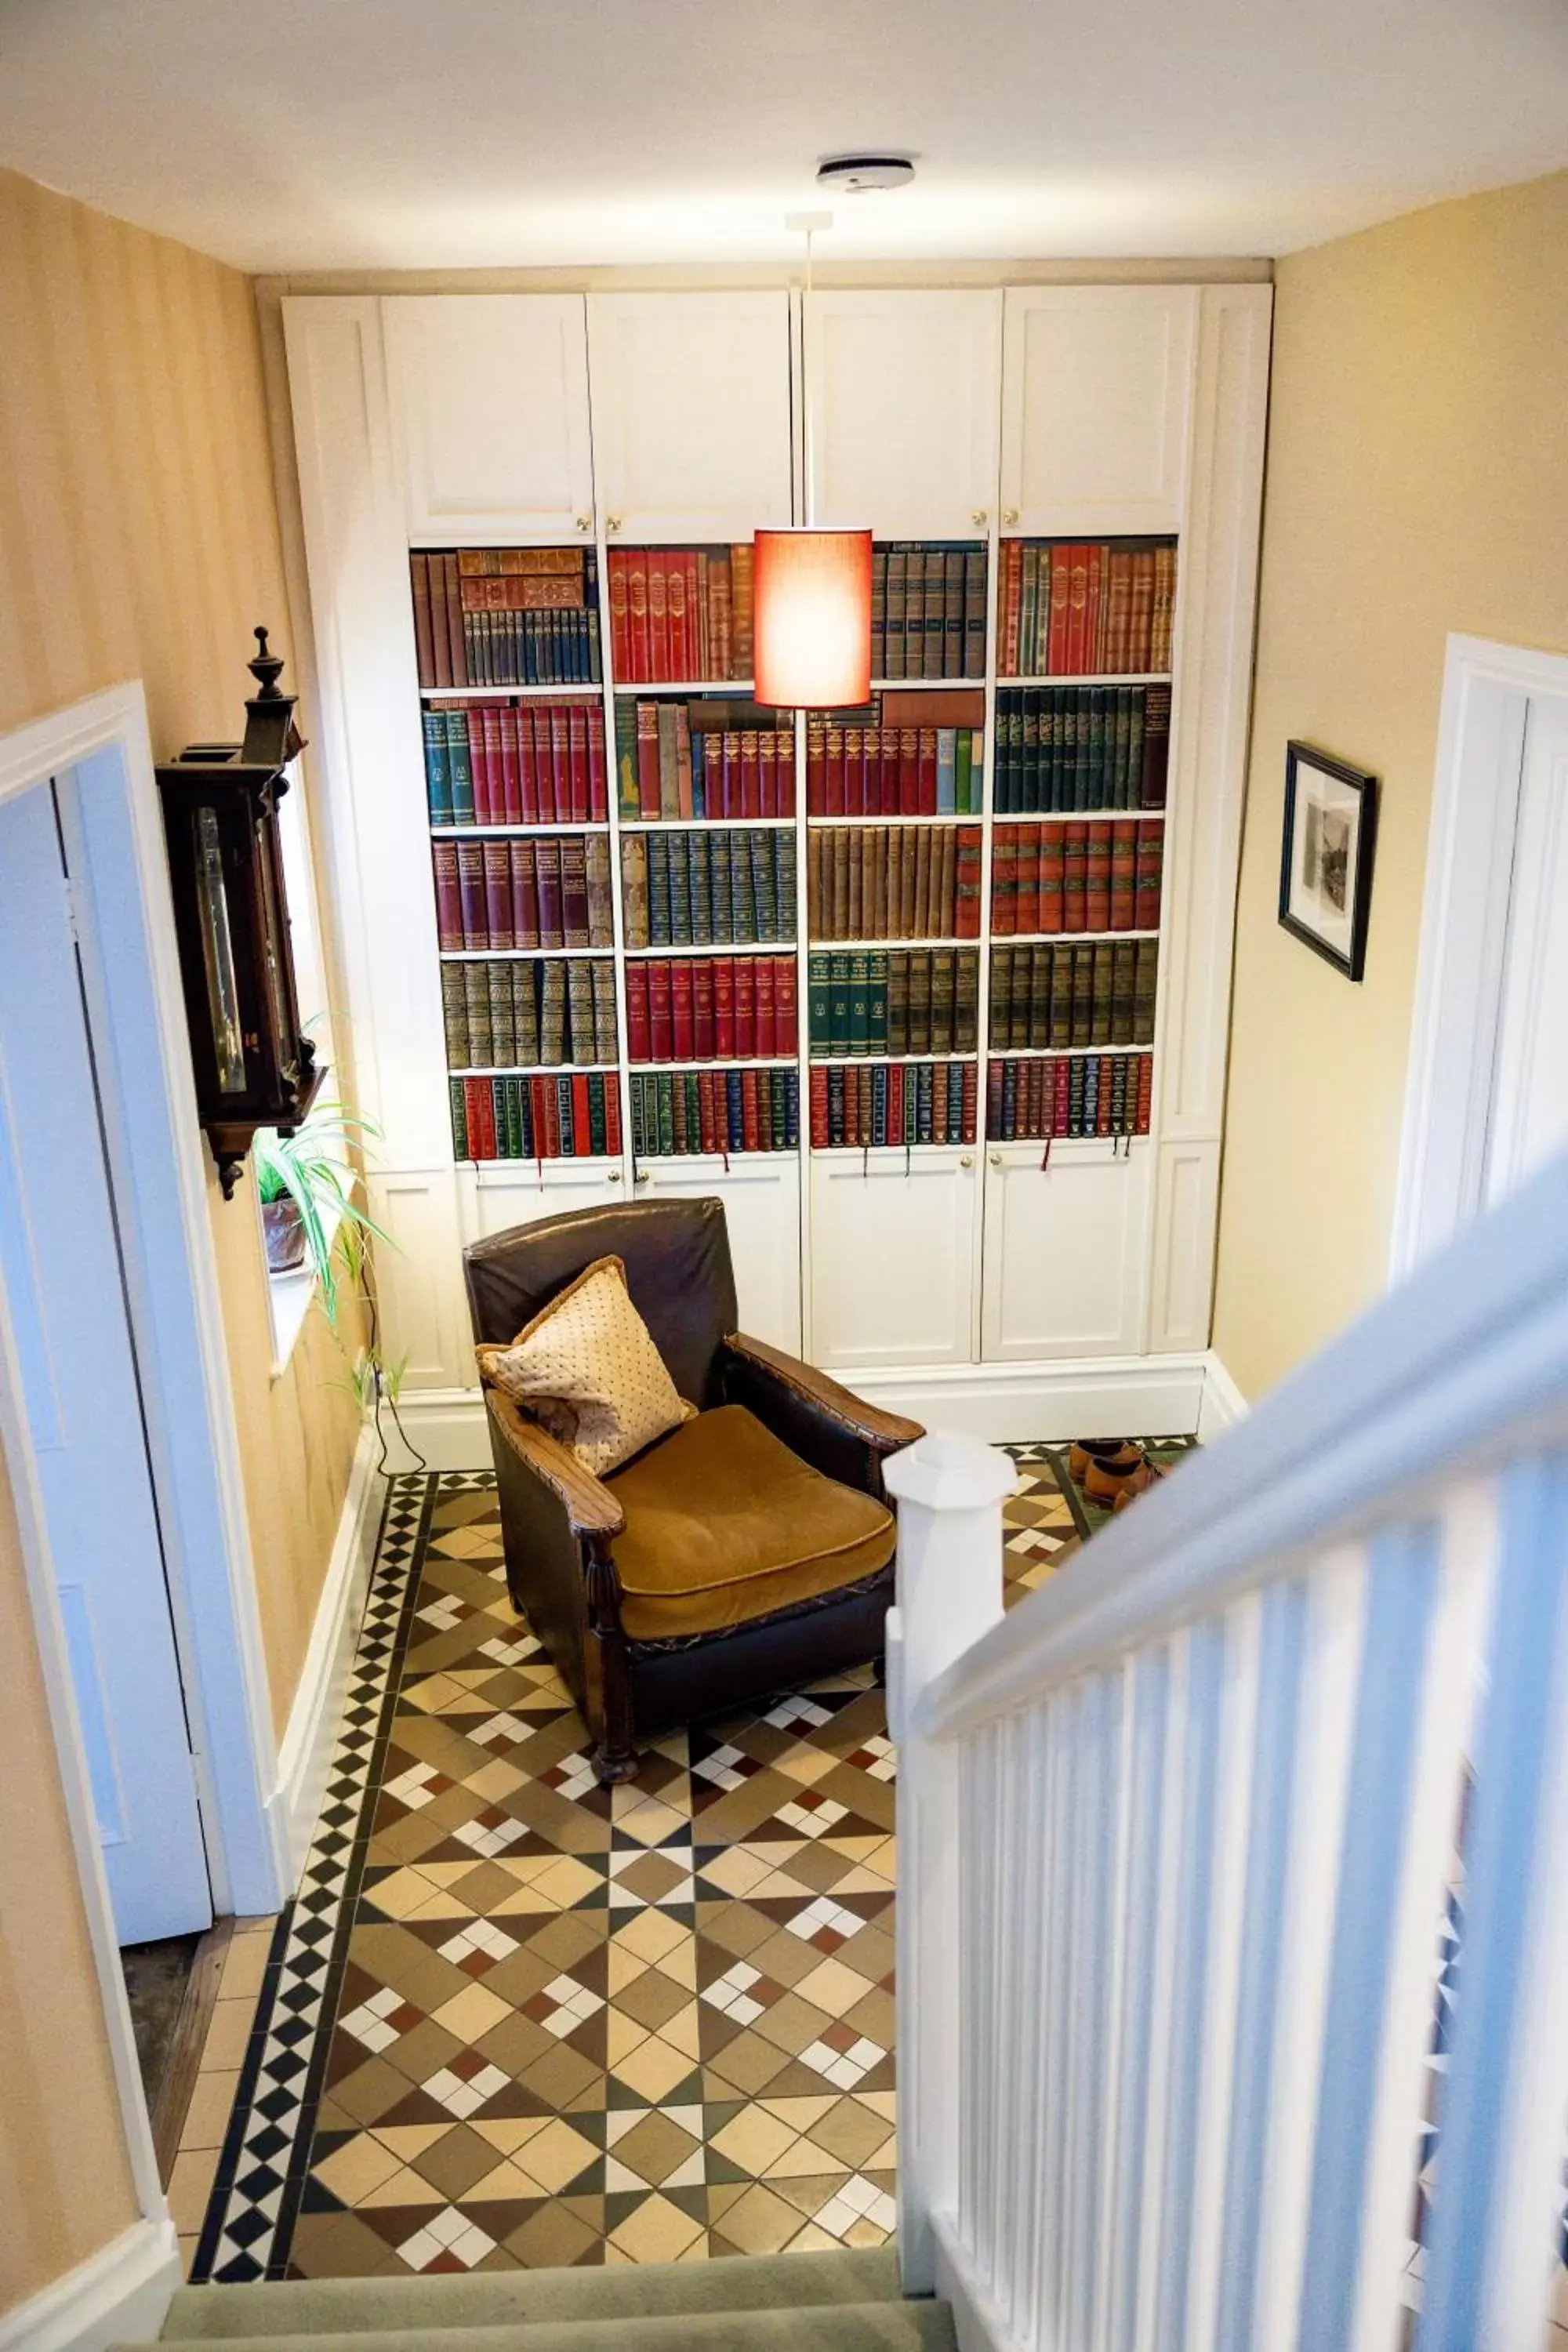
[283,280,1270,1426]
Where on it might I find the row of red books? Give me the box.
[623,956,799,1064]
[607,546,755,684]
[991,820,1164,937]
[625,705,793,819]
[426,698,608,826]
[997,540,1177,678]
[432,837,612,954]
[805,722,982,818]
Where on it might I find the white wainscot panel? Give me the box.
[383,295,594,543]
[367,1171,471,1389]
[1149,1137,1220,1354]
[1000,286,1196,536]
[980,1138,1152,1361]
[810,1149,978,1369]
[635,1156,801,1353]
[804,291,1002,539]
[587,292,793,541]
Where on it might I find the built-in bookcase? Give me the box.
[284,281,1269,1406]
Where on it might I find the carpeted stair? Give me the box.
[118,2245,954,2352]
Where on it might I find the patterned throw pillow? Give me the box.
[475,1255,693,1477]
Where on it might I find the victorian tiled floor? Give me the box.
[183,1441,1186,2283]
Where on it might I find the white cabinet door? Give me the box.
[636,1156,801,1352]
[980,1139,1152,1360]
[383,295,595,543]
[810,1149,978,1368]
[804,291,1002,538]
[587,292,793,541]
[1000,288,1197,537]
[368,1169,474,1391]
[463,1160,628,1244]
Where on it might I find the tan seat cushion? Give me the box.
[475,1254,693,1478]
[606,1404,895,1642]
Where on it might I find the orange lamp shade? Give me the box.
[752,528,873,708]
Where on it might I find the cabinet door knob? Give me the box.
[607,1167,622,1182]
[989,1150,1002,1166]
[634,1166,650,1185]
[606,515,623,535]
[959,1152,974,1169]
[575,514,593,534]
[1003,508,1019,528]
[971,509,988,528]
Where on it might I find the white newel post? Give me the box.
[883,1434,1015,2294]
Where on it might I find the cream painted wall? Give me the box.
[1212,169,1568,1401]
[0,167,364,2311]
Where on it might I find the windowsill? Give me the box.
[267,1192,344,1379]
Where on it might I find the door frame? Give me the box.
[0,682,285,2223]
[1390,633,1568,1282]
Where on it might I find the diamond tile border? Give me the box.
[191,1472,459,2281]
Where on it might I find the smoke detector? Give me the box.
[816,154,916,194]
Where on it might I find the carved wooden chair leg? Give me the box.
[585,1541,641,1786]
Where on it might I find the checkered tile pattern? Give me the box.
[191,1443,1142,2279]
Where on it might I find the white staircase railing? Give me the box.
[886,1152,1568,2352]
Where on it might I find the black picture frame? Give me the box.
[1278,740,1378,981]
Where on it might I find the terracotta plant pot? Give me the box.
[262,1196,307,1273]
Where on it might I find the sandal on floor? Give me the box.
[1068,1436,1135,1485]
[1112,1458,1168,1512]
[1073,1439,1146,1501]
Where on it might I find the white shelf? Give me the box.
[997,673,1171,688]
[619,815,796,831]
[448,1064,619,1077]
[439,945,612,960]
[613,679,756,695]
[807,812,982,827]
[430,821,609,837]
[867,676,986,691]
[987,1044,1154,1058]
[809,1051,977,1066]
[623,941,793,957]
[464,1153,620,1168]
[420,683,602,699]
[994,806,1167,822]
[993,929,1160,945]
[808,937,979,953]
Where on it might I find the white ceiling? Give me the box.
[1,0,1566,271]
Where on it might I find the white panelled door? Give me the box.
[586,292,793,541]
[804,290,1002,538]
[635,1157,802,1353]
[999,286,1196,537]
[0,783,210,1944]
[1484,691,1568,1206]
[980,1140,1152,1359]
[383,295,596,543]
[809,1149,979,1367]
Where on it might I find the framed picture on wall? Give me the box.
[1278,741,1378,980]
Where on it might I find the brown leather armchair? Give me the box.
[464,1196,924,1784]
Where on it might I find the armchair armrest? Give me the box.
[483,1386,625,1542]
[718,1331,924,1501]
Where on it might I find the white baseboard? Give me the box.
[932,2209,1024,2352]
[265,1420,386,1885]
[397,1353,1211,1471]
[840,1354,1208,1443]
[0,2217,180,2352]
[1198,1349,1250,1442]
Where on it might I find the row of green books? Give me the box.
[621,828,796,949]
[807,949,980,1058]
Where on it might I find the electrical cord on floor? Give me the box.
[361,1254,427,1475]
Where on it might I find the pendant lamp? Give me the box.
[753,527,873,708]
[753,211,873,710]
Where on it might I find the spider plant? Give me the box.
[252,1102,388,1328]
